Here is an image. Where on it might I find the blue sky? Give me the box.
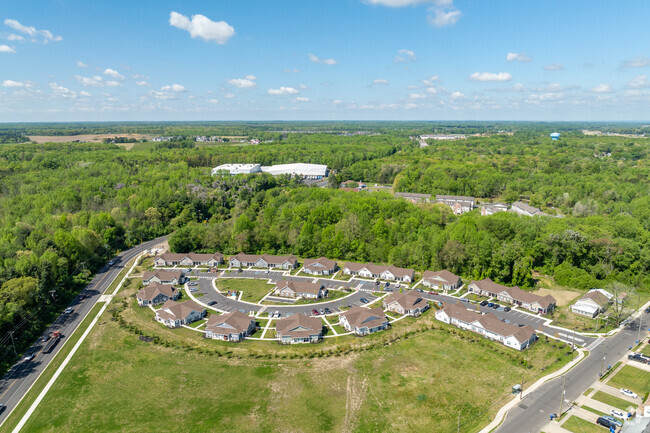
[1,0,649,121]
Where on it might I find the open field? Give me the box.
[561,416,603,433]
[591,391,636,411]
[27,134,152,144]
[606,365,650,398]
[0,286,576,433]
[215,278,273,303]
[531,287,581,307]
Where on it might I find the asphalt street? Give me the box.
[0,236,166,427]
[494,317,645,433]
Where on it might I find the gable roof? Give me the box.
[341,306,388,329]
[579,291,609,307]
[205,311,254,335]
[344,262,414,278]
[470,278,555,309]
[156,299,205,322]
[511,201,545,216]
[276,314,322,338]
[137,283,177,301]
[231,253,297,265]
[276,280,323,296]
[303,257,337,272]
[142,270,183,282]
[155,253,186,262]
[384,291,428,311]
[422,270,460,285]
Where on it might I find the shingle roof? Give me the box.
[471,278,556,310]
[422,270,460,285]
[137,283,177,301]
[442,303,535,344]
[384,291,427,310]
[275,280,323,296]
[276,314,322,339]
[341,306,388,329]
[231,253,297,265]
[156,299,205,322]
[205,311,254,335]
[142,270,183,282]
[344,262,414,278]
[579,291,609,307]
[303,257,337,273]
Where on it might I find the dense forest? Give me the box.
[0,123,648,373]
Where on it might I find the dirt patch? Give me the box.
[532,287,581,307]
[27,133,152,144]
[343,375,367,432]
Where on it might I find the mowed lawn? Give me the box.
[591,391,636,411]
[607,365,650,397]
[216,278,273,303]
[562,416,604,433]
[1,308,574,433]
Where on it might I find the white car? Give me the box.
[620,388,638,398]
[64,307,73,314]
[610,409,626,420]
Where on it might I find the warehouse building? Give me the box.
[211,164,262,175]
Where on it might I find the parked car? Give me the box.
[207,301,217,306]
[64,307,73,314]
[384,282,390,287]
[41,332,52,343]
[190,288,198,293]
[596,417,619,429]
[319,309,325,315]
[360,298,369,304]
[324,308,331,314]
[504,306,511,312]
[645,306,650,313]
[461,298,469,303]
[491,303,500,309]
[0,404,6,414]
[108,260,115,265]
[238,268,243,273]
[480,300,489,307]
[620,388,638,398]
[609,410,625,422]
[416,288,423,293]
[385,287,393,291]
[487,302,494,307]
[375,280,380,286]
[312,309,319,316]
[79,294,85,300]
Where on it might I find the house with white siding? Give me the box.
[468,278,556,314]
[339,306,389,336]
[142,270,184,286]
[228,253,298,269]
[275,314,323,344]
[302,257,338,276]
[204,311,256,342]
[274,281,327,299]
[154,252,223,267]
[571,289,612,318]
[136,283,179,306]
[382,291,429,316]
[154,300,206,328]
[343,262,415,283]
[421,270,462,292]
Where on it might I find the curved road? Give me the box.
[0,236,167,427]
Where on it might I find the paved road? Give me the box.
[494,317,645,433]
[192,271,388,317]
[0,236,166,426]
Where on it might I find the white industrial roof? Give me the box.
[260,163,328,176]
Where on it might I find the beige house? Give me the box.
[154,300,206,328]
[468,278,556,314]
[571,290,611,318]
[436,195,475,214]
[228,253,298,269]
[274,281,327,299]
[142,270,184,286]
[154,252,223,267]
[343,262,415,283]
[383,291,429,316]
[302,257,338,275]
[276,314,323,344]
[421,270,462,292]
[204,311,256,342]
[339,306,389,336]
[136,283,179,306]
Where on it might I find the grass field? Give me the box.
[0,286,576,433]
[580,405,607,417]
[591,391,635,411]
[291,290,350,305]
[216,278,273,303]
[641,345,650,357]
[606,365,650,397]
[561,416,603,433]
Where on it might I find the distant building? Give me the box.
[343,262,415,283]
[571,289,612,318]
[260,163,329,179]
[436,195,475,214]
[468,278,556,314]
[273,280,327,299]
[395,192,432,203]
[421,270,462,292]
[211,164,262,176]
[510,201,547,217]
[383,291,429,317]
[136,283,179,306]
[229,253,298,269]
[480,203,508,216]
[142,270,184,286]
[302,257,338,276]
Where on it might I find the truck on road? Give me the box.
[42,331,62,354]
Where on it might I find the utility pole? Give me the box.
[600,338,607,377]
[9,331,17,356]
[558,375,567,418]
[520,373,525,400]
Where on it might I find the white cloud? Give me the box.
[4,19,62,43]
[394,49,416,63]
[80,91,91,97]
[308,53,338,65]
[169,11,235,45]
[74,75,123,88]
[450,91,465,99]
[620,55,649,69]
[295,97,310,102]
[207,98,219,104]
[161,84,187,92]
[425,87,438,94]
[427,5,461,27]
[77,60,88,68]
[468,72,513,82]
[590,84,613,93]
[6,34,24,41]
[2,80,32,88]
[0,44,16,53]
[135,81,150,87]
[543,63,564,71]
[409,93,426,99]
[283,68,300,73]
[372,79,389,85]
[506,52,531,62]
[225,93,235,98]
[421,75,440,86]
[267,87,299,95]
[103,68,125,80]
[227,76,257,89]
[626,75,649,89]
[49,82,77,99]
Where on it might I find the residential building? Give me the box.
[302,257,338,275]
[382,291,429,316]
[260,163,329,179]
[421,270,462,292]
[509,201,547,217]
[468,278,556,314]
[274,281,327,299]
[154,252,224,267]
[339,306,389,336]
[571,290,611,318]
[395,192,432,203]
[211,164,262,176]
[136,283,179,306]
[435,303,537,351]
[435,195,475,214]
[142,270,184,286]
[155,300,206,328]
[343,262,415,283]
[276,314,323,344]
[480,203,509,216]
[228,253,298,269]
[204,311,256,342]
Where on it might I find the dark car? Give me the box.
[207,301,218,306]
[504,306,511,312]
[324,308,331,314]
[487,302,494,307]
[0,404,6,414]
[480,300,489,307]
[41,332,52,342]
[645,307,650,313]
[416,288,423,293]
[375,280,380,286]
[491,303,500,309]
[360,298,369,304]
[238,268,243,273]
[596,416,618,429]
[384,282,390,287]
